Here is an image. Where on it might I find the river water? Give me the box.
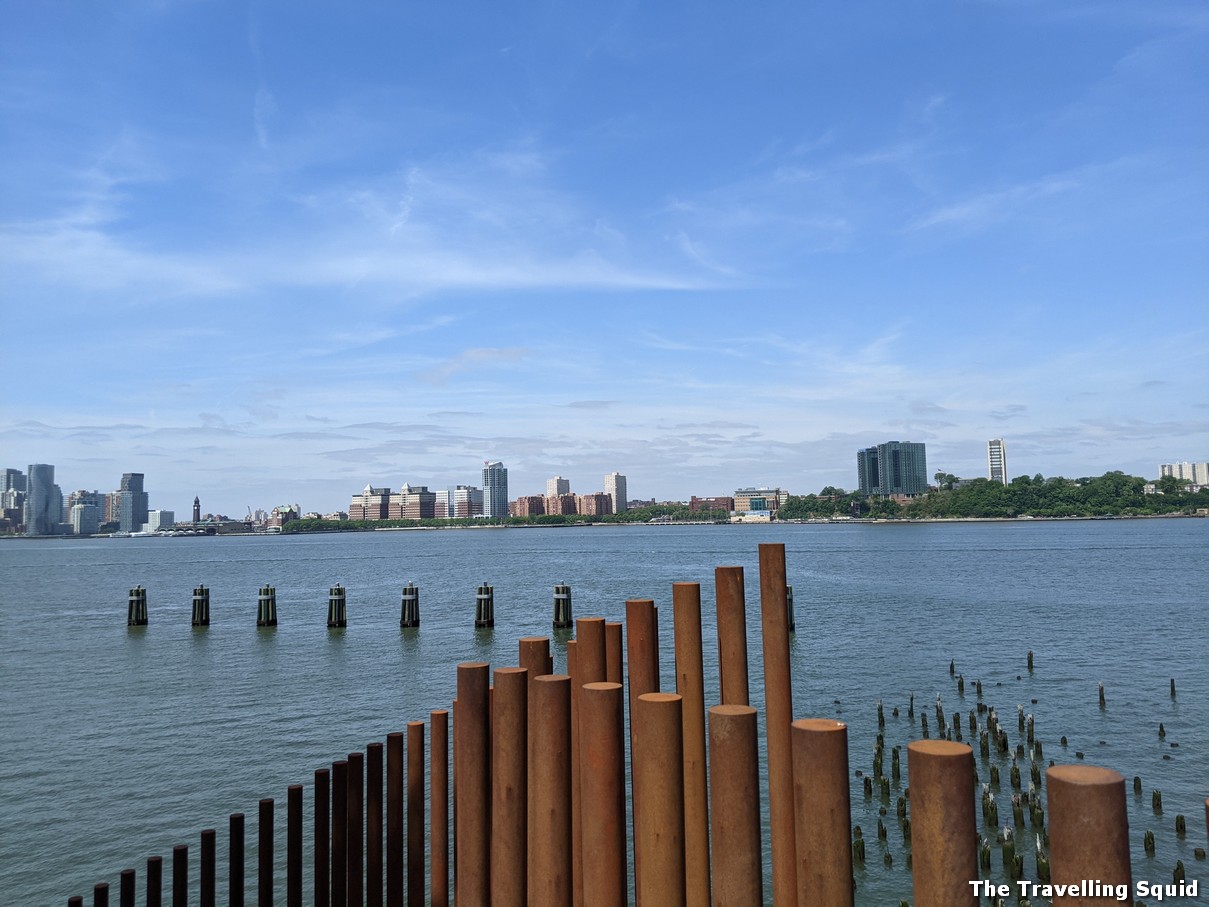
[1,519,1206,904]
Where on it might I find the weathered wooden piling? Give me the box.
[792,718,853,906]
[173,844,187,907]
[714,566,751,706]
[127,586,148,626]
[257,585,277,627]
[907,740,978,906]
[201,828,216,907]
[672,582,711,905]
[580,681,627,907]
[367,744,383,907]
[553,583,573,628]
[1098,681,1106,708]
[148,855,163,907]
[399,582,420,628]
[315,770,331,907]
[229,812,245,907]
[407,721,425,907]
[327,585,347,628]
[454,663,490,905]
[258,799,273,907]
[192,585,210,626]
[633,692,686,907]
[474,583,494,628]
[529,675,572,907]
[1046,765,1131,904]
[431,709,450,907]
[759,543,797,905]
[708,705,762,905]
[491,667,529,907]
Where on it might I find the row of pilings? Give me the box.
[73,543,1205,905]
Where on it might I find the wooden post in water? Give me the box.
[553,584,573,628]
[328,585,347,628]
[474,584,495,628]
[714,566,750,706]
[455,663,490,905]
[147,855,163,907]
[173,845,187,907]
[431,709,449,907]
[332,761,348,907]
[127,586,148,626]
[400,583,420,628]
[492,667,528,907]
[257,585,277,627]
[633,692,686,907]
[316,769,331,907]
[708,705,763,906]
[907,740,978,906]
[192,585,210,626]
[529,675,572,907]
[759,543,797,905]
[672,582,710,905]
[200,829,216,907]
[580,681,627,907]
[1046,765,1132,905]
[407,721,425,907]
[288,785,303,907]
[791,718,853,906]
[366,743,383,907]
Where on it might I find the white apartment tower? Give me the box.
[1160,462,1209,485]
[988,439,1008,485]
[604,471,628,514]
[546,476,570,498]
[482,461,508,519]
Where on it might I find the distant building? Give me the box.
[453,485,484,518]
[1160,462,1209,485]
[857,442,928,497]
[145,510,176,532]
[483,461,508,518]
[512,495,546,517]
[267,506,298,529]
[70,502,100,536]
[690,496,734,513]
[546,476,570,498]
[988,439,1008,485]
[389,484,436,520]
[193,496,201,522]
[546,493,578,516]
[118,473,149,533]
[577,492,613,517]
[604,472,628,514]
[25,464,62,536]
[349,485,391,520]
[734,487,783,513]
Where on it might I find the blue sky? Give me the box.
[3,1,1207,515]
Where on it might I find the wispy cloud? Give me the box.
[419,347,533,385]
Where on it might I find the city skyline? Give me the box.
[3,3,1206,516]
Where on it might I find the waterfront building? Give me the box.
[483,461,508,518]
[144,510,176,532]
[988,439,1008,485]
[388,484,436,520]
[349,485,391,520]
[546,493,578,516]
[2,468,26,495]
[118,473,149,533]
[267,506,298,529]
[70,502,100,535]
[24,464,62,536]
[604,472,628,514]
[690,495,734,513]
[546,476,570,498]
[1160,462,1209,485]
[453,485,484,518]
[857,442,929,497]
[512,495,546,517]
[577,492,613,517]
[734,487,783,514]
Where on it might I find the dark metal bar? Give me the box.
[367,743,383,907]
[386,733,404,907]
[332,760,349,907]
[288,785,303,907]
[348,752,365,907]
[229,812,245,907]
[172,844,187,907]
[407,721,425,907]
[258,798,273,907]
[119,869,135,907]
[316,768,331,907]
[93,882,109,907]
[147,855,163,907]
[200,829,216,907]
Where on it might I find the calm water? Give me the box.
[1,520,1206,904]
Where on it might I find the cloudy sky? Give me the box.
[3,1,1207,515]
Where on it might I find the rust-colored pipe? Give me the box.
[672,582,710,905]
[258,798,274,907]
[907,740,978,906]
[430,709,449,907]
[454,662,490,906]
[201,829,216,907]
[333,761,349,907]
[491,667,528,907]
[580,681,627,907]
[791,719,853,906]
[1047,765,1132,904]
[386,733,403,907]
[605,622,623,685]
[348,753,365,907]
[567,639,582,907]
[407,721,425,907]
[367,743,383,907]
[633,692,686,907]
[519,635,553,682]
[708,705,762,906]
[758,543,797,905]
[574,617,607,907]
[529,674,572,907]
[625,598,660,895]
[315,769,331,907]
[288,785,303,907]
[228,813,244,907]
[714,566,750,705]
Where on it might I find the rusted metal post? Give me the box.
[386,732,404,907]
[633,692,686,907]
[229,813,244,907]
[1046,765,1132,904]
[574,617,607,907]
[148,855,164,907]
[605,622,623,684]
[172,844,187,907]
[567,639,582,907]
[708,705,762,906]
[120,869,136,907]
[454,663,490,906]
[672,582,710,905]
[93,883,109,907]
[758,543,797,905]
[431,709,449,907]
[288,785,303,907]
[529,674,572,907]
[519,636,553,682]
[258,798,273,907]
[316,768,331,907]
[625,598,660,895]
[406,721,425,907]
[333,760,349,907]
[367,743,383,907]
[791,718,853,906]
[714,566,750,705]
[580,681,627,906]
[492,667,529,906]
[70,897,84,907]
[348,753,365,907]
[907,740,978,906]
[200,829,216,907]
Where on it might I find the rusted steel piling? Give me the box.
[491,667,529,907]
[573,617,608,906]
[519,636,552,682]
[580,681,627,906]
[633,691,686,906]
[759,543,797,905]
[288,785,303,907]
[791,718,853,906]
[200,828,216,907]
[625,598,660,896]
[454,663,490,905]
[529,675,572,907]
[95,882,109,907]
[173,844,187,907]
[907,740,978,906]
[315,769,331,907]
[348,753,364,907]
[1046,765,1132,904]
[708,704,763,906]
[672,582,710,905]
[258,798,273,907]
[407,721,425,907]
[385,733,403,907]
[714,566,750,706]
[229,813,244,907]
[367,744,383,907]
[431,709,450,907]
[332,761,348,907]
[148,855,163,907]
[605,622,623,684]
[120,869,136,907]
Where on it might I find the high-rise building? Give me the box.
[988,439,1008,485]
[576,492,613,517]
[604,472,628,514]
[25,464,62,536]
[1160,462,1209,485]
[483,461,508,518]
[118,473,149,533]
[546,476,570,498]
[145,510,175,532]
[2,468,26,495]
[857,442,928,497]
[453,485,485,518]
[70,502,101,536]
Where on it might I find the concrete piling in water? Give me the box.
[633,692,686,907]
[491,667,528,907]
[454,663,490,905]
[474,583,495,628]
[127,586,148,626]
[580,681,627,907]
[431,709,449,907]
[315,770,330,907]
[672,583,711,906]
[191,585,210,627]
[407,721,425,907]
[1046,765,1131,904]
[327,585,347,628]
[399,583,420,628]
[714,566,751,706]
[529,675,572,907]
[553,584,573,629]
[791,718,853,907]
[708,709,764,907]
[907,740,978,906]
[257,585,277,627]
